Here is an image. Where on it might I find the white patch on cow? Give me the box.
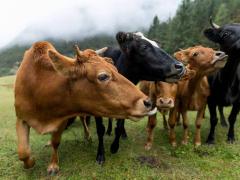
[134,32,159,48]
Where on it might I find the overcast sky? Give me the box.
[0,0,182,48]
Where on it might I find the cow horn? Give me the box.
[95,47,108,56]
[74,45,88,63]
[210,16,220,29]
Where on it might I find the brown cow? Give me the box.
[168,46,228,147]
[140,81,178,150]
[14,41,156,174]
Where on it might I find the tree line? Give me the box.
[148,0,240,54]
[0,0,240,76]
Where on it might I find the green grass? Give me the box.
[1,76,240,179]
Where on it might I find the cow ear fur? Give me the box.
[48,50,75,75]
[104,57,114,64]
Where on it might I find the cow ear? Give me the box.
[104,57,114,64]
[48,50,74,75]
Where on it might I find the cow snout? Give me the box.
[175,62,184,71]
[215,51,225,57]
[143,99,152,109]
[158,98,174,109]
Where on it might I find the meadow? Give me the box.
[0,75,240,179]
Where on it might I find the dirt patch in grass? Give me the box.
[136,155,170,169]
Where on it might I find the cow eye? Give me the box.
[141,44,148,50]
[97,73,110,82]
[222,32,230,39]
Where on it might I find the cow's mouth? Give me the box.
[165,67,186,83]
[128,107,157,121]
[212,54,228,68]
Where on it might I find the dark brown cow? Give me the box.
[14,41,156,174]
[168,46,227,147]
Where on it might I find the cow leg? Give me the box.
[145,114,157,150]
[206,99,218,144]
[176,112,181,126]
[16,119,35,169]
[80,116,91,141]
[106,118,113,136]
[168,107,177,147]
[218,106,228,127]
[194,106,205,146]
[181,110,189,145]
[47,121,67,175]
[95,117,105,164]
[121,120,128,139]
[110,119,123,154]
[227,104,240,143]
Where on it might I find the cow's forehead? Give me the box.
[134,32,159,48]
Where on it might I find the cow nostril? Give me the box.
[216,51,223,56]
[159,98,164,104]
[168,99,173,104]
[175,62,183,71]
[143,99,152,109]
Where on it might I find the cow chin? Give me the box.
[214,60,227,68]
[128,107,157,121]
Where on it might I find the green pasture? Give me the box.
[0,76,240,179]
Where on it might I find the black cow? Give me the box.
[204,18,240,144]
[94,31,185,164]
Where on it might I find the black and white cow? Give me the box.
[94,31,185,164]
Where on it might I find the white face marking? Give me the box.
[134,32,159,48]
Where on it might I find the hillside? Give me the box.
[0,35,116,77]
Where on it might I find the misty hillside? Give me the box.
[1,0,240,77]
[0,35,116,76]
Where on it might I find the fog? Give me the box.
[0,0,181,48]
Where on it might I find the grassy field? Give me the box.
[1,76,240,179]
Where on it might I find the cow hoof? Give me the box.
[121,133,128,140]
[181,140,188,145]
[206,138,215,145]
[171,142,177,147]
[144,143,152,151]
[96,155,105,165]
[194,142,201,147]
[110,142,119,154]
[227,137,235,144]
[47,164,59,176]
[23,157,35,169]
[84,136,92,143]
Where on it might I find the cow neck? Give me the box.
[115,53,140,85]
[187,71,204,97]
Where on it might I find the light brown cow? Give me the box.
[168,46,227,147]
[140,81,178,150]
[14,41,156,174]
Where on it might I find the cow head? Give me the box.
[174,46,228,75]
[48,46,156,119]
[204,17,240,53]
[152,81,177,110]
[115,31,185,83]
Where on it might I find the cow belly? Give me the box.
[26,118,67,134]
